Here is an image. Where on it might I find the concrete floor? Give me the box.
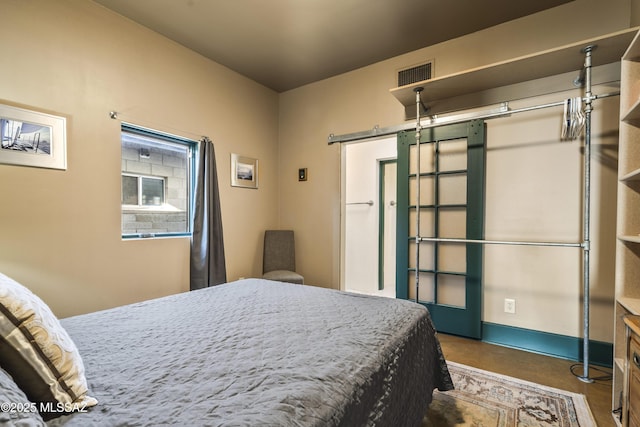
[437,333,615,427]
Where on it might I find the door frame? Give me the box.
[340,136,397,294]
[378,159,397,291]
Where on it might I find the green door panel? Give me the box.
[396,120,486,339]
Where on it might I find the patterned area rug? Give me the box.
[423,361,596,426]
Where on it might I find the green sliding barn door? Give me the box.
[396,120,486,339]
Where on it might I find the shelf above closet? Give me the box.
[390,28,638,116]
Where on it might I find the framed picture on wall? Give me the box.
[231,153,258,189]
[0,102,67,170]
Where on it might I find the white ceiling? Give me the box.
[93,0,573,92]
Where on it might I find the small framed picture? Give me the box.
[0,102,67,170]
[231,153,258,189]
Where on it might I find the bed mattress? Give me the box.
[47,279,452,426]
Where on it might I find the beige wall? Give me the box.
[483,90,619,339]
[278,0,632,341]
[0,0,279,317]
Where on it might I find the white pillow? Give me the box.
[0,272,97,419]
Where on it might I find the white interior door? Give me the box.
[343,136,396,297]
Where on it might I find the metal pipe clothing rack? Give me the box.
[408,45,598,383]
[331,44,611,383]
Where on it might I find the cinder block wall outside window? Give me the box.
[121,141,188,234]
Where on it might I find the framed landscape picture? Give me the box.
[231,153,258,189]
[0,103,67,170]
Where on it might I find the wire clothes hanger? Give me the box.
[561,96,586,141]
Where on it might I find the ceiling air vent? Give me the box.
[397,61,433,87]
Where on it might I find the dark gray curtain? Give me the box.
[190,137,226,289]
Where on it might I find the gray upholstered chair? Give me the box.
[262,230,304,284]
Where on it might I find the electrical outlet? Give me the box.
[504,298,516,314]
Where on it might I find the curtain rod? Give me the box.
[109,110,210,142]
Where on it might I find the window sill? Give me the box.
[122,233,191,240]
[122,204,184,213]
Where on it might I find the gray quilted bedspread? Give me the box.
[48,279,452,427]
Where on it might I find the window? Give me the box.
[122,175,165,206]
[120,124,196,238]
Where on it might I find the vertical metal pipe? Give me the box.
[414,88,423,303]
[579,45,595,383]
[434,140,440,304]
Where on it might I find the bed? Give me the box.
[0,274,453,427]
